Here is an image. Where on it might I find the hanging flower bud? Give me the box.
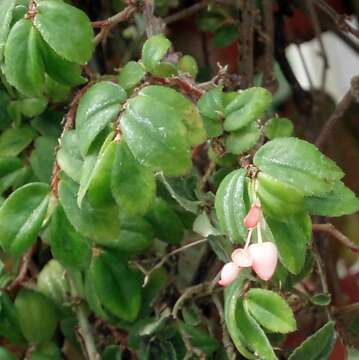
[231,248,253,267]
[218,262,241,287]
[248,242,278,281]
[243,205,262,229]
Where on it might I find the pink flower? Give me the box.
[243,205,262,229]
[218,262,241,287]
[231,248,253,267]
[248,242,278,281]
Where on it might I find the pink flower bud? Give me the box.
[218,262,241,287]
[248,242,278,281]
[243,205,262,229]
[231,248,253,267]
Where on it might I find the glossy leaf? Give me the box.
[118,61,146,91]
[50,205,92,270]
[178,55,198,78]
[254,138,344,196]
[0,347,16,360]
[4,19,45,97]
[266,213,312,274]
[288,322,336,360]
[215,169,249,244]
[0,125,36,157]
[76,81,126,156]
[0,183,49,256]
[305,180,359,217]
[89,250,142,322]
[246,289,296,334]
[34,0,94,64]
[224,87,272,131]
[0,156,22,194]
[15,288,58,344]
[226,122,261,155]
[265,117,294,139]
[197,87,224,121]
[0,0,16,61]
[256,172,305,218]
[58,176,121,247]
[121,88,191,176]
[202,116,223,138]
[141,35,171,72]
[146,198,184,245]
[112,141,156,215]
[310,293,331,306]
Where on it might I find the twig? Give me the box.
[164,2,208,25]
[314,0,359,39]
[212,294,237,360]
[68,271,100,360]
[142,238,208,286]
[93,3,138,46]
[313,223,359,252]
[143,0,164,37]
[199,161,216,192]
[262,0,275,91]
[6,244,37,292]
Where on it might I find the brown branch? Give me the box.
[314,0,359,39]
[262,0,275,91]
[164,2,207,25]
[313,223,359,252]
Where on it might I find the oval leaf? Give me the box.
[141,35,171,72]
[118,61,146,91]
[264,117,294,139]
[226,122,260,155]
[197,86,224,121]
[0,0,16,61]
[0,125,36,157]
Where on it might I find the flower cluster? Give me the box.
[218,205,278,286]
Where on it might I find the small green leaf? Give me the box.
[141,35,171,72]
[197,87,224,121]
[246,289,296,334]
[20,98,48,117]
[226,122,261,155]
[266,213,312,274]
[310,293,331,306]
[121,87,191,176]
[202,116,223,138]
[89,250,142,322]
[118,61,146,91]
[0,0,16,62]
[288,321,336,360]
[76,81,126,156]
[264,117,294,139]
[224,88,272,131]
[4,19,45,97]
[213,25,239,48]
[208,235,231,263]
[0,347,16,360]
[0,182,49,256]
[215,169,249,244]
[254,137,344,196]
[146,198,184,245]
[0,125,36,157]
[15,288,58,344]
[30,342,62,360]
[50,205,92,270]
[150,62,177,77]
[34,0,94,64]
[112,141,156,215]
[178,55,198,78]
[0,156,23,194]
[305,180,359,217]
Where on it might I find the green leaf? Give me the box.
[226,122,261,155]
[213,25,239,48]
[246,289,296,334]
[39,35,86,86]
[215,169,249,244]
[76,81,126,156]
[305,180,359,217]
[4,19,45,97]
[224,87,272,131]
[112,141,156,215]
[266,213,312,274]
[141,35,171,72]
[89,250,142,322]
[265,117,294,139]
[288,321,336,360]
[0,0,16,61]
[146,198,184,245]
[224,273,260,359]
[58,176,121,247]
[121,88,191,176]
[20,98,48,117]
[139,85,206,146]
[0,182,49,256]
[178,55,198,78]
[45,76,71,102]
[208,235,231,263]
[0,347,16,360]
[197,87,224,121]
[256,172,305,219]
[50,205,92,270]
[150,62,177,77]
[347,347,359,360]
[37,259,70,307]
[118,61,146,91]
[30,342,62,360]
[0,125,36,157]
[202,116,223,138]
[15,288,58,344]
[34,0,94,64]
[310,293,331,306]
[0,156,23,194]
[254,137,344,196]
[30,136,57,183]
